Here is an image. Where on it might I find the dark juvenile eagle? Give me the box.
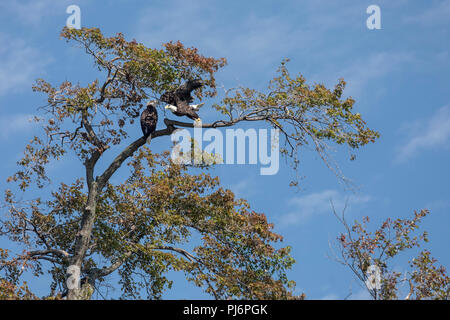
[140,100,158,139]
[160,79,204,121]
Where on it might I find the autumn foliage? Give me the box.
[1,27,380,299]
[334,209,450,299]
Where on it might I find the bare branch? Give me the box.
[152,245,197,263]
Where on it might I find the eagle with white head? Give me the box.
[160,79,205,124]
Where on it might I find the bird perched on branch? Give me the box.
[140,100,158,141]
[160,79,204,124]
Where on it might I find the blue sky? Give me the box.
[0,0,449,299]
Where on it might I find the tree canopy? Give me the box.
[1,27,379,300]
[333,209,450,300]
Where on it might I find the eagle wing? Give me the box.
[160,79,203,120]
[161,79,203,105]
[160,90,177,105]
[177,79,203,103]
[175,96,199,120]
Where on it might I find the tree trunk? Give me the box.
[66,181,98,300]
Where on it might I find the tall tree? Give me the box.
[1,27,378,299]
[333,208,450,300]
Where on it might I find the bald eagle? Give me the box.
[140,100,158,139]
[160,79,204,122]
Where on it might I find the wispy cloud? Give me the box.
[396,105,450,162]
[0,33,50,97]
[0,0,77,25]
[134,2,300,67]
[278,190,371,227]
[0,114,36,140]
[349,288,371,300]
[311,51,415,99]
[133,1,417,100]
[403,0,450,26]
[229,177,256,198]
[321,293,339,300]
[132,0,363,79]
[343,52,414,97]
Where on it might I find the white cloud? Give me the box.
[396,106,450,162]
[134,2,298,67]
[344,52,414,96]
[403,0,450,26]
[311,51,415,99]
[0,33,50,97]
[0,114,36,140]
[132,0,363,76]
[321,293,339,300]
[349,288,372,300]
[229,177,256,198]
[133,1,418,100]
[278,189,371,227]
[0,0,77,25]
